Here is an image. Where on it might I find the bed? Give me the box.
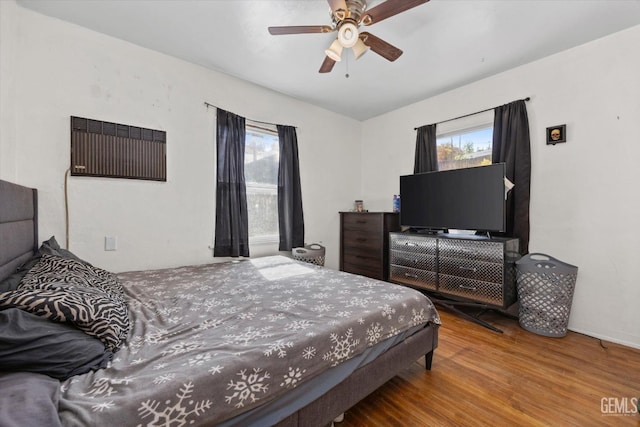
[0,179,440,427]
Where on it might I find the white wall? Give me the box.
[362,25,640,349]
[0,0,361,272]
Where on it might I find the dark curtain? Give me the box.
[414,124,438,173]
[214,109,249,257]
[277,125,305,251]
[492,100,531,254]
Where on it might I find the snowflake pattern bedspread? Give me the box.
[58,256,440,426]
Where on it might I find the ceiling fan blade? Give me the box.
[360,32,403,62]
[268,25,333,35]
[319,56,336,73]
[361,0,430,26]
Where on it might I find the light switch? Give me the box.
[105,236,117,251]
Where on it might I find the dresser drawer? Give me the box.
[341,214,382,233]
[343,258,383,280]
[390,249,436,272]
[343,246,382,265]
[342,244,383,280]
[439,256,504,284]
[390,265,437,291]
[390,234,437,255]
[438,239,503,264]
[438,274,506,306]
[342,230,382,252]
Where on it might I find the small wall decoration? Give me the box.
[546,124,566,145]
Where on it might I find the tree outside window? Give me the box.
[436,126,493,171]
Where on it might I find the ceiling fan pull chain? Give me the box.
[345,53,350,78]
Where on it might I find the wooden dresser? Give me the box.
[339,212,400,281]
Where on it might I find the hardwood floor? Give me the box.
[339,307,640,426]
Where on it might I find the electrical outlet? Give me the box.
[105,236,117,251]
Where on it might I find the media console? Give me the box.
[389,232,520,332]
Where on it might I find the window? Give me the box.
[435,111,494,171]
[437,125,493,171]
[245,124,279,243]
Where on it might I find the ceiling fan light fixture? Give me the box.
[325,38,343,62]
[352,38,369,60]
[338,21,359,48]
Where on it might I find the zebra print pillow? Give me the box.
[0,255,130,352]
[20,254,125,302]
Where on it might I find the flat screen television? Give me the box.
[400,163,507,233]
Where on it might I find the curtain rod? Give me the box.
[413,97,530,130]
[204,101,297,129]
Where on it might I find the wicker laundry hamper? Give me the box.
[291,244,326,266]
[516,253,578,337]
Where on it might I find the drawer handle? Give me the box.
[458,285,477,291]
[356,238,367,242]
[356,220,367,224]
[404,242,418,247]
[458,266,477,272]
[404,273,419,279]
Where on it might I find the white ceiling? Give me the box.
[16,0,640,121]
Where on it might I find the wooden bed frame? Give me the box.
[0,179,438,426]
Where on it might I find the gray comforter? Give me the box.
[57,256,440,426]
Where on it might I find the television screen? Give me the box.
[400,164,506,232]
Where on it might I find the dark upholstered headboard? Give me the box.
[0,180,38,282]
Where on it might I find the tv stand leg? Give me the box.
[431,298,504,333]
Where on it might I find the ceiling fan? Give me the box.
[268,0,429,73]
